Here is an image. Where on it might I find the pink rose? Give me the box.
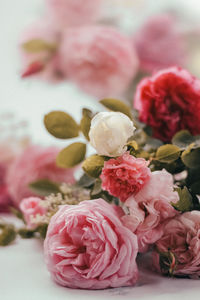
[134,66,200,142]
[0,140,26,211]
[122,170,179,252]
[133,14,186,73]
[6,145,76,206]
[45,0,102,29]
[59,26,138,98]
[100,152,151,202]
[20,197,47,230]
[152,211,200,277]
[20,20,64,83]
[0,184,12,212]
[44,199,138,289]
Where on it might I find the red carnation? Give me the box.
[134,67,200,142]
[100,152,151,202]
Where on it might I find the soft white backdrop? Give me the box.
[1,1,200,299]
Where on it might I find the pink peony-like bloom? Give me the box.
[122,170,179,253]
[133,14,186,73]
[134,66,200,142]
[45,0,102,29]
[6,145,76,206]
[44,199,138,289]
[100,152,150,202]
[20,197,47,230]
[20,20,64,83]
[152,211,200,277]
[59,26,138,98]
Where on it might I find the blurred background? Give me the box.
[1,0,200,146]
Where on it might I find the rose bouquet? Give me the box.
[2,65,200,289]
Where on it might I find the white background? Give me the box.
[1,0,200,299]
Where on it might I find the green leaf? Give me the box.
[127,140,139,151]
[9,207,24,221]
[0,224,16,246]
[36,224,48,239]
[22,39,57,53]
[159,251,177,276]
[189,180,200,194]
[77,173,96,188]
[82,155,105,178]
[132,129,149,147]
[172,130,196,148]
[29,179,60,196]
[44,111,79,139]
[156,144,181,163]
[100,98,133,119]
[56,142,86,168]
[90,179,102,198]
[172,187,193,212]
[181,145,200,169]
[145,136,163,151]
[18,228,35,239]
[80,108,93,140]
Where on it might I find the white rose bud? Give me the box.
[89,112,135,157]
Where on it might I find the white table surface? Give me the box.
[1,215,200,300]
[1,0,200,299]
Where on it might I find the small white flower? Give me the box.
[89,112,135,157]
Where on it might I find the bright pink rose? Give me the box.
[100,152,150,202]
[44,199,138,289]
[20,20,64,82]
[134,66,200,141]
[134,14,186,73]
[6,145,76,206]
[59,26,138,98]
[20,197,47,230]
[152,211,200,277]
[45,0,102,29]
[122,170,179,252]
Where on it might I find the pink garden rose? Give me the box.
[134,66,200,142]
[0,184,12,212]
[6,145,76,206]
[122,170,179,252]
[101,152,150,202]
[152,211,200,277]
[45,0,102,29]
[44,199,138,289]
[0,139,26,211]
[59,26,138,98]
[20,197,47,230]
[134,14,186,73]
[20,20,64,83]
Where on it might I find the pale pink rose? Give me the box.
[6,145,76,206]
[133,14,186,73]
[44,199,138,289]
[0,141,22,167]
[152,211,200,277]
[45,0,102,29]
[59,26,139,98]
[20,20,64,82]
[122,170,179,252]
[0,139,27,211]
[101,152,151,202]
[0,184,12,212]
[20,197,47,230]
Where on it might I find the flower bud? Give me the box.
[89,112,135,157]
